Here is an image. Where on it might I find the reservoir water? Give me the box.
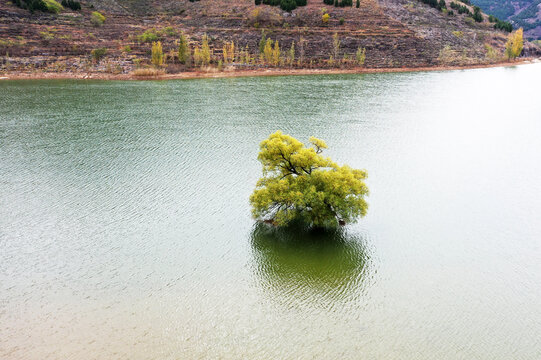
[1,64,541,359]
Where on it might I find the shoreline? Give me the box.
[1,59,537,81]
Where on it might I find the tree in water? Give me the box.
[250,131,369,228]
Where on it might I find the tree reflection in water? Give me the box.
[250,222,374,308]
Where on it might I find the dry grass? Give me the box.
[132,68,165,77]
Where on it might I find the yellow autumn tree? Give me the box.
[178,32,190,65]
[193,46,201,66]
[505,28,523,60]
[223,41,235,64]
[250,131,369,228]
[322,13,330,24]
[272,40,280,66]
[263,38,273,64]
[151,41,163,67]
[200,34,211,65]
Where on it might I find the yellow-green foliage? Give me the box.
[90,11,105,27]
[505,28,523,60]
[452,31,463,38]
[193,46,201,65]
[356,47,366,66]
[250,131,369,228]
[39,31,55,40]
[200,34,211,65]
[223,41,235,64]
[322,13,330,23]
[91,47,107,62]
[138,29,159,43]
[178,32,190,64]
[288,41,295,65]
[263,38,273,63]
[163,26,177,37]
[272,40,280,66]
[151,41,163,67]
[484,44,501,62]
[44,0,63,13]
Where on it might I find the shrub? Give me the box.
[61,0,80,10]
[484,44,501,62]
[90,11,105,27]
[356,0,360,7]
[91,47,107,62]
[339,17,345,25]
[40,30,55,40]
[151,41,164,67]
[419,0,439,10]
[438,0,446,9]
[280,0,297,11]
[295,0,307,6]
[472,6,482,22]
[323,0,334,5]
[43,0,62,13]
[255,0,262,4]
[259,31,267,54]
[449,2,470,15]
[137,29,160,43]
[163,26,177,37]
[18,0,51,12]
[494,20,513,32]
[356,47,366,66]
[322,12,330,23]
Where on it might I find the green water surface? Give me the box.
[1,64,541,359]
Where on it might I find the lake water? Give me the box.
[1,64,541,359]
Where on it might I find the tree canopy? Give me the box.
[249,131,369,228]
[505,28,523,60]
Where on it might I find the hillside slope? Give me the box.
[0,0,539,75]
[471,0,541,39]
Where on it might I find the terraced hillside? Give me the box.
[0,0,539,75]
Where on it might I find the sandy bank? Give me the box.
[1,59,537,81]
